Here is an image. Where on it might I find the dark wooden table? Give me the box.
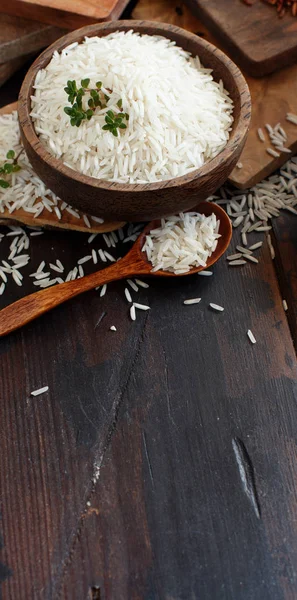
[1,8,297,600]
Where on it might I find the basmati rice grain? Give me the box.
[241,232,247,246]
[244,255,259,263]
[267,148,280,158]
[257,128,265,142]
[127,279,139,292]
[228,260,247,266]
[209,303,224,312]
[198,271,213,277]
[92,249,97,264]
[78,255,91,265]
[130,305,136,321]
[227,253,243,261]
[125,287,132,303]
[249,242,263,250]
[283,299,288,311]
[88,233,97,243]
[83,215,91,228]
[133,302,150,310]
[247,330,256,344]
[99,249,107,262]
[110,326,117,331]
[37,260,45,273]
[100,284,107,297]
[31,386,49,396]
[104,251,116,262]
[135,279,149,288]
[183,298,201,305]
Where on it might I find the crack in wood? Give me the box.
[88,585,101,599]
[54,314,149,598]
[142,430,155,489]
[232,437,261,519]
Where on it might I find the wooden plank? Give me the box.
[132,0,297,190]
[272,214,297,348]
[0,0,131,29]
[1,228,296,598]
[185,0,297,77]
[0,13,64,63]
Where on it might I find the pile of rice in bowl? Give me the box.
[31,30,234,184]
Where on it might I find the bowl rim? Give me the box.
[18,19,251,194]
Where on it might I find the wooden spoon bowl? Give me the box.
[18,20,251,222]
[0,202,231,337]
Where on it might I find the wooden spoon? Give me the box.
[0,203,231,337]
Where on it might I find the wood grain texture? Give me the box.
[185,0,297,77]
[0,202,231,337]
[132,0,297,190]
[18,20,250,222]
[1,224,297,599]
[0,55,30,88]
[0,0,131,29]
[0,13,64,63]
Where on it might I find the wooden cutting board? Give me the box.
[0,13,64,63]
[0,103,125,233]
[0,0,130,29]
[185,0,297,77]
[133,0,297,189]
[0,55,31,88]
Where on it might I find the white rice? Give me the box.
[143,212,220,274]
[31,31,233,184]
[183,298,201,305]
[209,303,224,312]
[247,329,256,344]
[31,386,49,396]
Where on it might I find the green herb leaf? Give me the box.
[0,179,10,188]
[96,81,102,89]
[4,163,13,174]
[102,124,110,131]
[116,99,122,109]
[6,150,15,159]
[81,78,90,89]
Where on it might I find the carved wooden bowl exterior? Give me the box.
[18,20,251,222]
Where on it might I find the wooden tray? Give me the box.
[0,0,130,29]
[0,13,64,63]
[0,103,125,233]
[133,0,297,189]
[185,0,297,77]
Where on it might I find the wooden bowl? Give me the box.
[18,21,251,222]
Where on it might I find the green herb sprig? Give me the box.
[63,79,129,136]
[0,149,23,189]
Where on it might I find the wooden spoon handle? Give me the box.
[0,258,138,337]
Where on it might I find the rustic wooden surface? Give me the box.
[0,0,131,29]
[0,13,63,63]
[185,0,297,76]
[1,5,297,600]
[132,0,297,190]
